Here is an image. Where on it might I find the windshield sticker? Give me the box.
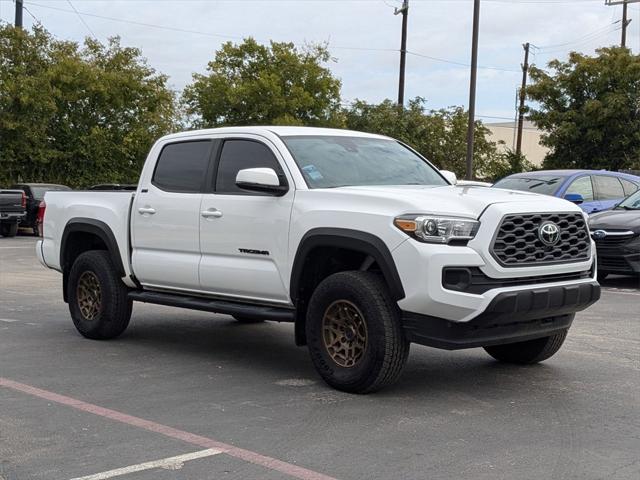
[302,164,324,181]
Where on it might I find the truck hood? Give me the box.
[589,209,640,234]
[325,185,574,219]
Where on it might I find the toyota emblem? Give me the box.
[539,221,561,246]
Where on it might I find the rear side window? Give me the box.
[594,175,624,200]
[620,179,639,196]
[565,176,594,202]
[152,141,212,193]
[215,139,285,194]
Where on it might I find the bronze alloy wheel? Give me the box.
[322,300,368,368]
[77,271,102,321]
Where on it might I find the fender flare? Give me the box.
[290,228,405,302]
[61,218,125,275]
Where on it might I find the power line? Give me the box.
[66,0,97,39]
[406,50,520,73]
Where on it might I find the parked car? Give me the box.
[492,170,640,214]
[11,183,71,235]
[37,127,600,393]
[589,189,640,280]
[0,189,26,237]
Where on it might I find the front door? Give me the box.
[199,137,294,304]
[132,140,214,291]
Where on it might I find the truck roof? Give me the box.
[159,126,390,142]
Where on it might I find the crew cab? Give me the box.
[37,127,601,393]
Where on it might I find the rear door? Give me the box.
[199,137,294,304]
[132,140,215,291]
[593,175,626,212]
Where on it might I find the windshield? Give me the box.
[616,190,640,210]
[281,136,447,189]
[493,175,566,195]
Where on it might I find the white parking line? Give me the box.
[67,448,222,480]
[0,318,19,323]
[0,245,35,249]
[602,288,640,296]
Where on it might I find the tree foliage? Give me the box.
[343,97,510,179]
[183,38,343,128]
[0,25,176,187]
[527,47,640,171]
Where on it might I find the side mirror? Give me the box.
[441,170,458,185]
[564,193,584,205]
[235,168,288,196]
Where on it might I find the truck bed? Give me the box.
[39,191,135,282]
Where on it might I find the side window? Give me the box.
[565,176,594,202]
[215,139,285,194]
[152,141,212,193]
[620,179,639,197]
[594,175,625,200]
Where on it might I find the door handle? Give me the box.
[201,209,223,218]
[138,207,156,215]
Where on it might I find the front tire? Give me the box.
[0,222,18,237]
[484,329,568,364]
[68,250,132,340]
[306,271,409,394]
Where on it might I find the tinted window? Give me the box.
[152,141,212,193]
[282,136,446,189]
[620,178,639,196]
[215,140,284,194]
[565,176,594,202]
[594,175,624,200]
[492,175,566,195]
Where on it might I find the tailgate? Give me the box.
[0,190,25,214]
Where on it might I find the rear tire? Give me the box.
[232,315,264,324]
[483,330,568,364]
[68,250,132,340]
[306,271,409,394]
[0,222,18,237]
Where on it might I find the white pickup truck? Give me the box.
[37,127,600,393]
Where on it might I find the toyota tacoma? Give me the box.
[36,127,601,393]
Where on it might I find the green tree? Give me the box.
[527,47,640,171]
[344,97,506,179]
[183,38,343,128]
[0,25,176,187]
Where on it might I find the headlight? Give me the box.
[394,215,480,244]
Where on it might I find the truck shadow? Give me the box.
[119,310,569,399]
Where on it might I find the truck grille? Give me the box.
[491,213,591,267]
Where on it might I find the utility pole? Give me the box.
[465,0,480,180]
[15,0,24,28]
[395,0,409,106]
[606,1,637,48]
[622,0,628,47]
[516,42,530,157]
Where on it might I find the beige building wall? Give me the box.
[486,120,549,167]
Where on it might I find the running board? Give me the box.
[128,290,295,322]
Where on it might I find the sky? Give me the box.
[1,0,639,124]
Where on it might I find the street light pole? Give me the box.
[465,0,481,180]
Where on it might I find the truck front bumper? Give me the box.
[402,281,600,349]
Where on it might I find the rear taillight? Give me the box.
[37,201,46,237]
[21,191,27,209]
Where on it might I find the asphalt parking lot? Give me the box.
[1,236,639,480]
